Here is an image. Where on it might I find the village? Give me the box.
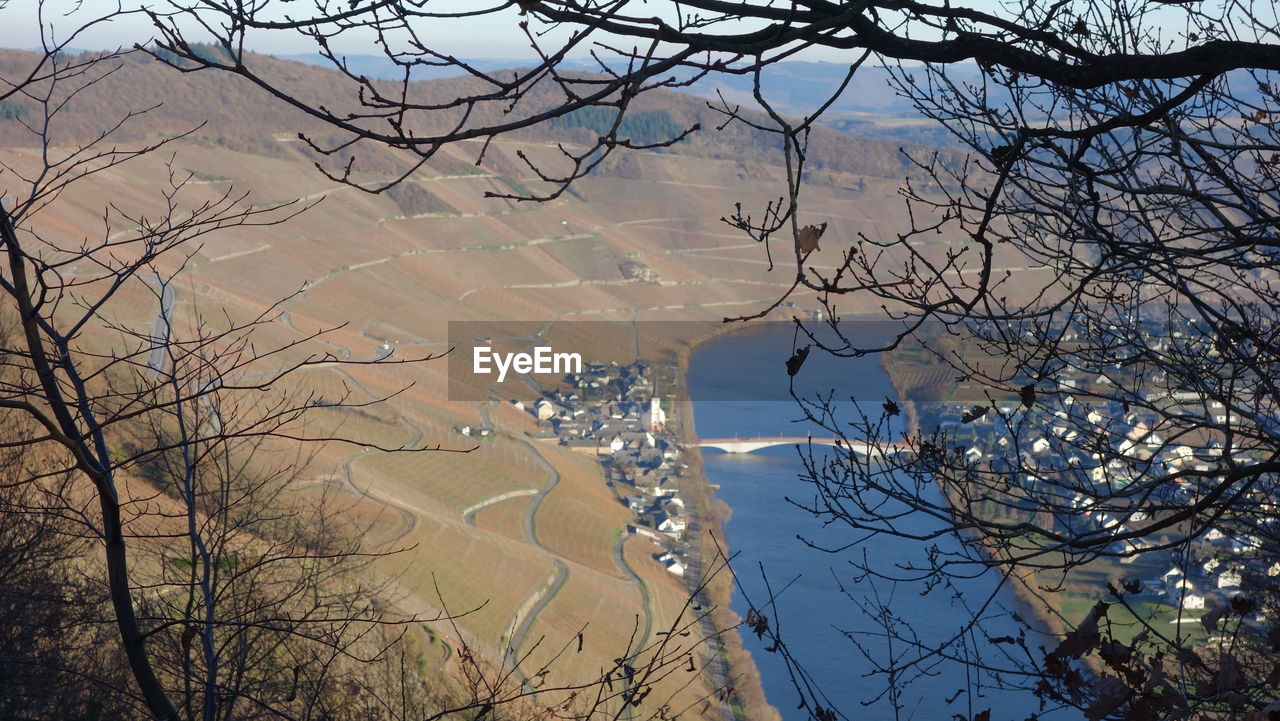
[918,320,1278,630]
[514,359,696,579]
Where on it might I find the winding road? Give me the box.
[472,402,656,679]
[142,274,177,377]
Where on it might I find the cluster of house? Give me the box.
[1153,530,1280,616]
[920,322,1277,622]
[514,360,693,578]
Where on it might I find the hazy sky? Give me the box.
[0,1,535,55]
[0,0,861,61]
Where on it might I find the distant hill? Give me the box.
[276,54,926,114]
[0,48,939,182]
[274,52,1269,150]
[275,53,964,143]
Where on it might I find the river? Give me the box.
[687,323,1050,721]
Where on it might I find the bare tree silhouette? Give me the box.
[0,6,745,720]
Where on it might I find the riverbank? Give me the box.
[878,352,1082,673]
[672,317,912,721]
[671,342,782,721]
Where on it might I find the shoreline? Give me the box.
[672,324,1071,720]
[883,355,1071,667]
[671,340,782,721]
[668,316,920,721]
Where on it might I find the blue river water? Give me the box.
[687,324,1051,721]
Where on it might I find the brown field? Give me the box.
[519,553,722,721]
[622,534,703,638]
[356,448,532,513]
[471,497,530,542]
[514,565,650,689]
[387,517,557,644]
[532,447,632,574]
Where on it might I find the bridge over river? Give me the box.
[698,436,906,455]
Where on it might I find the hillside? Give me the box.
[277,53,972,145]
[0,47,1018,721]
[0,49,931,180]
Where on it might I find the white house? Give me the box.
[1181,593,1206,610]
[654,482,681,498]
[629,525,662,542]
[1232,536,1262,553]
[1217,569,1242,588]
[658,515,686,538]
[535,399,557,421]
